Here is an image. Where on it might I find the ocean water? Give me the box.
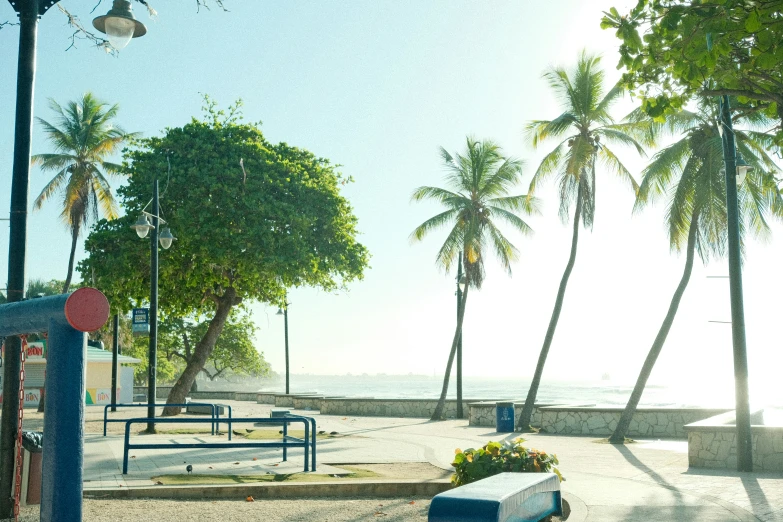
[250,374,783,409]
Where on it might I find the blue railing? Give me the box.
[103,403,229,436]
[121,414,316,474]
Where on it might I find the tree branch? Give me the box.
[701,87,783,105]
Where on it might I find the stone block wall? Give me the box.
[686,411,783,471]
[257,392,276,404]
[538,407,730,438]
[319,398,474,418]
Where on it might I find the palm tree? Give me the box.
[609,102,783,443]
[517,52,647,430]
[32,93,136,293]
[411,137,539,420]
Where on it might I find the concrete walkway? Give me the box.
[84,401,783,521]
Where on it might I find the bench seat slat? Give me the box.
[429,472,562,522]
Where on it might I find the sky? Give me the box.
[1,1,781,407]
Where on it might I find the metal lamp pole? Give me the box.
[277,302,290,395]
[147,175,160,432]
[718,95,753,472]
[2,0,147,513]
[456,253,464,419]
[131,173,175,432]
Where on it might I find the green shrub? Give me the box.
[451,438,564,487]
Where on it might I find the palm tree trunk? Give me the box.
[162,289,241,416]
[62,226,79,294]
[430,283,470,421]
[518,196,583,430]
[609,212,699,443]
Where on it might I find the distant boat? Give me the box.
[601,373,611,381]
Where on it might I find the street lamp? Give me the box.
[276,302,290,395]
[92,0,147,51]
[455,254,465,419]
[717,94,754,472]
[2,0,146,515]
[130,178,175,433]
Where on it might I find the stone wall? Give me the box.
[319,398,476,418]
[538,407,730,438]
[686,411,783,471]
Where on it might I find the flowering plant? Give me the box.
[451,438,564,486]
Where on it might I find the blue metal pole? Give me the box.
[40,321,86,522]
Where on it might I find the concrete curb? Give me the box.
[84,479,453,500]
[562,492,587,522]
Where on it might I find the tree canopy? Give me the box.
[80,100,369,410]
[81,101,369,316]
[159,312,271,382]
[602,0,783,143]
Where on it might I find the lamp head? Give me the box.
[458,274,467,292]
[130,214,153,239]
[735,155,752,185]
[159,228,176,250]
[276,308,284,315]
[92,0,147,50]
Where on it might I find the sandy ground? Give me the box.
[13,497,434,521]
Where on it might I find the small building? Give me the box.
[1,340,139,407]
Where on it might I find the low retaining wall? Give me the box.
[686,411,783,471]
[538,406,731,438]
[319,397,482,418]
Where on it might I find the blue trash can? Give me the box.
[496,402,515,432]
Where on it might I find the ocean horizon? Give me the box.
[206,373,783,410]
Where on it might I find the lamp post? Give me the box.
[130,175,175,433]
[456,254,465,419]
[718,95,754,472]
[276,302,290,395]
[1,0,145,514]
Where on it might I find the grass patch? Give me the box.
[235,429,340,440]
[136,428,214,436]
[594,437,636,444]
[152,467,379,485]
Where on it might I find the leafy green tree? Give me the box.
[518,52,647,430]
[31,93,136,293]
[609,102,783,442]
[602,0,783,142]
[411,137,538,420]
[159,312,271,383]
[81,100,368,415]
[25,278,65,298]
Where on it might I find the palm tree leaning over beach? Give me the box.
[609,101,783,443]
[32,93,136,293]
[517,52,648,430]
[411,137,539,421]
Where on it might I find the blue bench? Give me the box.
[121,415,316,474]
[428,472,562,522]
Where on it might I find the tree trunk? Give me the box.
[161,288,241,416]
[518,196,583,430]
[430,283,470,421]
[62,226,79,294]
[609,212,699,443]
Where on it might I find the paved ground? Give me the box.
[19,401,783,520]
